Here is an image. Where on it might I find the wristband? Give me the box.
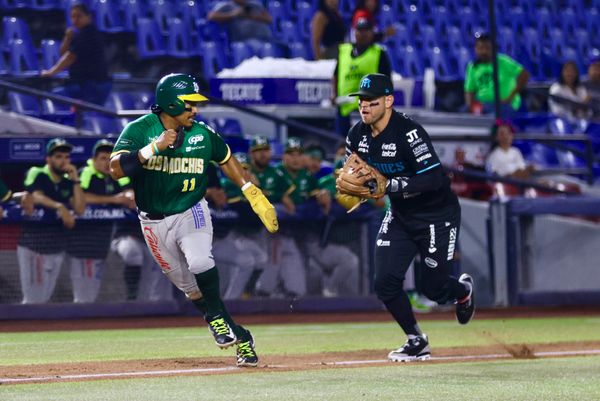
[139,143,155,160]
[241,182,253,191]
[152,141,160,155]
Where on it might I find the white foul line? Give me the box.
[2,349,600,384]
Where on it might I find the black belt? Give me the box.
[146,213,166,220]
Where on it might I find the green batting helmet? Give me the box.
[155,73,208,116]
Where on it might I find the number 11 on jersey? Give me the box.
[182,178,196,192]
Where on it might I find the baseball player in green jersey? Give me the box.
[0,177,33,220]
[110,73,277,367]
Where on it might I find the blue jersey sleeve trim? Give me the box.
[416,163,440,174]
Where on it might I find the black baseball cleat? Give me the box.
[207,315,237,348]
[236,329,258,367]
[388,334,431,362]
[456,274,475,325]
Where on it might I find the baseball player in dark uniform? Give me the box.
[342,73,475,361]
[110,73,278,367]
[18,138,86,303]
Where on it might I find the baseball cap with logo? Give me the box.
[234,152,250,167]
[250,135,270,151]
[349,73,394,98]
[46,138,73,155]
[92,139,115,155]
[354,17,373,30]
[285,137,303,153]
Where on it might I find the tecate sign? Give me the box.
[219,83,264,101]
[295,81,331,103]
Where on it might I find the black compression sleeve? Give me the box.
[120,151,144,177]
[386,167,443,194]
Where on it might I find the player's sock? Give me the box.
[384,291,423,336]
[123,265,141,300]
[191,297,208,317]
[194,267,244,337]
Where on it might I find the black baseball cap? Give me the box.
[46,138,73,155]
[92,139,115,155]
[349,73,393,98]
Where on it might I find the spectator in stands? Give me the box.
[40,3,112,106]
[207,0,273,53]
[549,61,591,120]
[583,58,600,119]
[464,33,529,117]
[0,178,33,220]
[311,0,347,60]
[351,0,396,42]
[486,120,534,179]
[17,138,86,304]
[332,17,392,136]
[304,143,332,179]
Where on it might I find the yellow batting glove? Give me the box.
[242,182,279,233]
[335,192,366,213]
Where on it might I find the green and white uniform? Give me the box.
[250,165,293,203]
[113,114,231,296]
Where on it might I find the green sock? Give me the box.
[194,267,244,337]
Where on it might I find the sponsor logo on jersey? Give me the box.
[413,143,429,157]
[379,210,393,234]
[425,257,438,268]
[188,135,204,145]
[405,129,419,143]
[447,227,457,260]
[144,227,171,270]
[371,161,405,174]
[376,239,390,247]
[185,146,205,152]
[409,137,423,147]
[358,135,369,153]
[381,143,397,157]
[144,156,205,174]
[417,153,432,163]
[428,224,436,253]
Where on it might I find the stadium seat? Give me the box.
[445,26,464,54]
[7,39,39,77]
[504,7,528,36]
[454,46,472,80]
[201,41,229,80]
[560,47,584,72]
[572,29,591,64]
[278,20,302,47]
[458,7,478,38]
[585,9,599,43]
[296,1,313,39]
[268,0,288,34]
[520,28,541,64]
[259,42,284,58]
[40,98,75,125]
[535,8,554,41]
[28,0,60,10]
[389,23,413,50]
[560,8,578,38]
[397,46,423,78]
[40,39,67,78]
[529,144,559,166]
[431,6,450,37]
[549,118,574,135]
[122,0,146,32]
[150,0,176,36]
[379,4,397,31]
[178,0,204,32]
[81,113,120,135]
[167,17,199,58]
[0,53,8,75]
[288,41,310,59]
[230,41,254,67]
[497,26,516,57]
[2,16,34,51]
[427,47,456,81]
[418,25,439,51]
[214,118,243,136]
[94,0,125,33]
[106,91,153,111]
[402,4,423,36]
[136,18,167,59]
[8,91,40,116]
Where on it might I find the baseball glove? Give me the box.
[336,153,387,199]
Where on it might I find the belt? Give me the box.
[138,210,168,220]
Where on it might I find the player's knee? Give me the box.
[374,275,402,302]
[187,255,215,274]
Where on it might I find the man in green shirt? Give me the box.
[110,73,278,367]
[464,32,529,115]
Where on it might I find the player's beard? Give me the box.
[49,164,68,175]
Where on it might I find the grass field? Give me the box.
[2,315,600,400]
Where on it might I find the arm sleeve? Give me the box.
[386,168,444,194]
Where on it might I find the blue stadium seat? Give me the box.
[167,17,199,58]
[497,26,516,57]
[150,0,176,36]
[431,6,450,37]
[40,39,67,77]
[445,26,464,54]
[338,0,353,20]
[296,1,313,39]
[549,118,574,135]
[0,0,27,11]
[397,46,423,78]
[259,42,284,58]
[94,0,125,33]
[106,91,153,111]
[0,53,8,75]
[81,113,120,135]
[418,25,439,51]
[279,20,301,45]
[201,41,228,80]
[529,144,559,166]
[136,18,167,59]
[198,20,229,47]
[40,98,74,125]
[585,9,599,45]
[213,118,243,136]
[268,0,288,34]
[546,28,566,57]
[122,0,146,32]
[560,8,578,38]
[426,47,456,80]
[520,27,541,64]
[572,29,591,63]
[402,4,423,36]
[379,4,397,30]
[458,7,478,38]
[288,41,309,59]
[504,7,528,36]
[7,39,39,77]
[178,0,204,31]
[389,23,413,49]
[28,0,60,10]
[8,91,40,116]
[439,0,461,14]
[230,41,254,67]
[535,8,554,41]
[2,16,34,51]
[454,46,472,80]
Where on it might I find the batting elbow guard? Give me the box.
[242,182,279,233]
[119,151,144,177]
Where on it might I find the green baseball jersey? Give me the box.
[80,159,124,196]
[464,54,524,110]
[277,164,318,205]
[317,174,336,197]
[250,165,293,203]
[0,177,12,202]
[221,177,244,203]
[113,114,231,215]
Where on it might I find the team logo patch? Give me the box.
[360,78,372,88]
[424,257,438,268]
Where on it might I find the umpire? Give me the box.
[341,73,475,362]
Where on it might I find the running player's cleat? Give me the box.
[455,273,475,325]
[236,331,258,367]
[388,334,431,362]
[207,315,237,348]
